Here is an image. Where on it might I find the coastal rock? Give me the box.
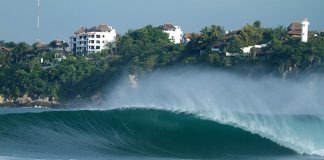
[0,95,60,107]
[31,96,59,107]
[16,95,33,105]
[0,96,4,104]
[0,98,15,107]
[34,97,51,106]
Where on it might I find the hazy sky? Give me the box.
[0,0,323,43]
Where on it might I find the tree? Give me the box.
[253,20,262,28]
[226,37,244,53]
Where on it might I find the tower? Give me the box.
[301,18,309,43]
[36,0,40,42]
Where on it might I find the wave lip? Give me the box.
[0,108,299,159]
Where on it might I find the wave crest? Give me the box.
[0,109,297,159]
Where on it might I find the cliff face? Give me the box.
[0,95,59,107]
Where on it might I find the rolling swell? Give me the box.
[0,108,296,159]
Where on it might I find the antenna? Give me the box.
[36,0,40,42]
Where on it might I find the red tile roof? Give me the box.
[74,24,112,34]
[159,24,176,31]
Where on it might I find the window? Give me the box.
[96,46,100,49]
[102,41,105,43]
[96,40,100,44]
[89,46,95,49]
[96,35,101,38]
[103,35,105,38]
[171,36,175,42]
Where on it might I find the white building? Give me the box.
[301,18,310,43]
[70,24,117,54]
[241,43,269,54]
[288,18,310,43]
[160,24,183,44]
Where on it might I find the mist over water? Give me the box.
[103,67,324,156]
[105,67,324,115]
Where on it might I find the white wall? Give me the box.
[87,29,117,52]
[301,19,309,43]
[163,26,183,44]
[70,27,117,53]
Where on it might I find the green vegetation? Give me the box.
[1,21,324,104]
[0,43,121,102]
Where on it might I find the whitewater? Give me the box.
[1,67,324,160]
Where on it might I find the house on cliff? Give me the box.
[288,18,310,42]
[159,24,183,44]
[70,24,117,54]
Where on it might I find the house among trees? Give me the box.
[211,42,226,52]
[182,33,191,44]
[159,24,183,44]
[49,40,68,52]
[70,24,117,54]
[35,42,49,51]
[0,47,11,53]
[288,22,302,38]
[288,18,310,42]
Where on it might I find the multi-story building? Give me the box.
[70,24,117,54]
[159,24,183,44]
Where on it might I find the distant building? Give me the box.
[211,42,226,52]
[70,24,117,54]
[241,43,268,54]
[35,42,49,51]
[0,47,11,53]
[159,24,183,44]
[211,41,269,57]
[288,22,302,38]
[49,40,67,51]
[182,33,191,44]
[288,18,309,42]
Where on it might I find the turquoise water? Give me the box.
[0,108,324,160]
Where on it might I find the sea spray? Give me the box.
[103,67,324,156]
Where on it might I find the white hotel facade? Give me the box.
[160,24,183,44]
[70,24,117,53]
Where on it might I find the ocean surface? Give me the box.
[0,107,324,160]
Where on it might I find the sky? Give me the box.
[0,0,323,43]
